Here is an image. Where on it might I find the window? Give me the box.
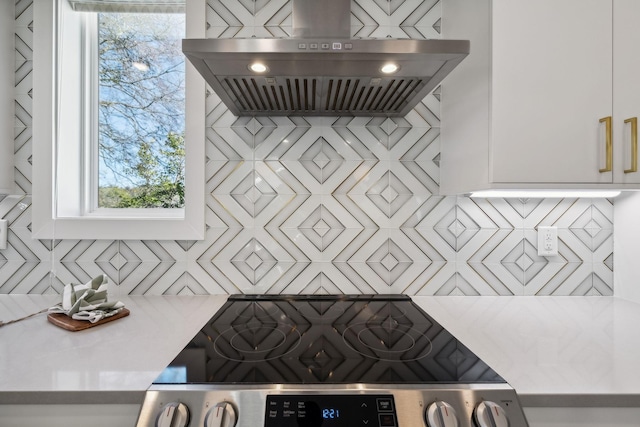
[97,12,185,209]
[32,0,205,240]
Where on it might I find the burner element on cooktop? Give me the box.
[341,323,434,361]
[214,325,302,362]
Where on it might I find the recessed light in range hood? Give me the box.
[182,0,469,117]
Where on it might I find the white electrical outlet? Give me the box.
[0,219,7,250]
[537,226,558,256]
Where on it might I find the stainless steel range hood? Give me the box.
[183,0,469,117]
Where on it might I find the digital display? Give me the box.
[322,408,340,419]
[265,394,396,427]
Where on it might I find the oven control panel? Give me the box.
[135,386,529,427]
[265,394,397,427]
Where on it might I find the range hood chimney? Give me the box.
[182,0,469,117]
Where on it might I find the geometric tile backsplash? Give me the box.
[0,0,613,296]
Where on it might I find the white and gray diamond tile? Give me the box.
[0,195,29,226]
[531,262,594,296]
[206,0,244,36]
[230,116,279,150]
[262,119,312,159]
[0,0,618,297]
[161,272,213,295]
[568,268,613,296]
[282,267,345,294]
[591,264,614,296]
[407,195,455,229]
[465,231,525,295]
[231,236,278,284]
[332,261,390,294]
[363,117,413,151]
[118,261,181,295]
[206,159,244,193]
[338,124,395,162]
[259,261,310,294]
[473,197,525,229]
[568,203,614,251]
[429,266,486,296]
[205,93,233,126]
[365,169,415,219]
[14,95,31,128]
[187,259,238,295]
[15,0,33,26]
[298,136,346,184]
[455,261,513,295]
[401,1,441,39]
[206,189,245,230]
[521,197,577,229]
[14,60,31,94]
[213,168,261,225]
[278,262,363,295]
[405,96,441,127]
[14,126,31,171]
[301,126,375,162]
[458,196,518,229]
[208,228,260,293]
[256,122,307,161]
[230,169,278,219]
[277,195,361,259]
[206,128,244,161]
[0,261,54,294]
[14,26,32,58]
[398,128,440,190]
[521,229,585,295]
[350,0,376,37]
[283,158,367,197]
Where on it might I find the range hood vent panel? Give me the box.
[183,1,469,117]
[219,76,425,116]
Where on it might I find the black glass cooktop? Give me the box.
[154,295,504,385]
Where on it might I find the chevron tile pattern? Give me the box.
[0,0,614,296]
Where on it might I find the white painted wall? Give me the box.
[0,0,15,194]
[613,191,640,303]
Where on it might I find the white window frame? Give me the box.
[32,0,205,240]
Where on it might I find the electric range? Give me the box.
[135,295,529,427]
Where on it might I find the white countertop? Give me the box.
[413,296,640,406]
[2,294,640,407]
[0,294,227,404]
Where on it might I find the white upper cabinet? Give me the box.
[440,0,640,195]
[613,0,640,184]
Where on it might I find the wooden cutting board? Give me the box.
[47,308,130,331]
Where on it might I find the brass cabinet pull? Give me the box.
[599,116,613,173]
[624,117,638,174]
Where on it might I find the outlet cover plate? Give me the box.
[0,219,7,250]
[537,226,558,256]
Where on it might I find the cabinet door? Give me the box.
[613,0,640,183]
[490,0,613,184]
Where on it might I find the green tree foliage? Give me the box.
[98,132,185,208]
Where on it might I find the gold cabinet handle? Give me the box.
[599,116,612,173]
[624,117,638,174]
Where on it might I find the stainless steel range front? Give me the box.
[135,295,529,427]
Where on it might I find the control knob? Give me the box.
[156,402,189,427]
[425,401,458,427]
[474,401,509,427]
[205,401,238,427]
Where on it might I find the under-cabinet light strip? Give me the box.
[469,190,622,199]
